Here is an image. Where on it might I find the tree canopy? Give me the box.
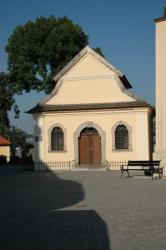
[0,72,13,137]
[10,127,30,148]
[0,72,20,137]
[0,73,14,112]
[6,16,104,94]
[1,16,103,136]
[6,16,91,94]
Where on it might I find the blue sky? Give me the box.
[0,0,166,133]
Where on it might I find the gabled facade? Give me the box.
[28,46,153,168]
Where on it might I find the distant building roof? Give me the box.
[0,136,11,146]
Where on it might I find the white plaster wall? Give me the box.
[135,112,149,160]
[33,114,45,162]
[48,77,134,105]
[0,146,10,161]
[155,19,166,161]
[64,54,113,77]
[155,18,166,175]
[36,108,150,163]
[47,54,134,105]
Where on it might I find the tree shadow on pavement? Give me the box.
[0,171,110,250]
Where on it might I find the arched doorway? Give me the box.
[79,127,101,165]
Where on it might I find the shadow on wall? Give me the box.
[34,121,41,163]
[0,170,110,249]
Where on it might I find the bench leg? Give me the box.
[121,170,124,178]
[121,170,130,177]
[151,169,155,180]
[159,169,163,179]
[121,170,130,178]
[120,165,125,178]
[127,169,130,177]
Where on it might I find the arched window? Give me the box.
[51,127,64,150]
[115,125,128,149]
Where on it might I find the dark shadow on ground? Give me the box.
[0,171,110,249]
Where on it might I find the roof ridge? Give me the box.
[53,45,123,82]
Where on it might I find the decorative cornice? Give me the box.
[27,101,153,114]
[64,75,115,81]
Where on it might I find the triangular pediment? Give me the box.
[39,46,140,106]
[53,46,123,82]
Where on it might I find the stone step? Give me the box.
[71,165,107,171]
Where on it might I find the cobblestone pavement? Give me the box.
[0,170,166,250]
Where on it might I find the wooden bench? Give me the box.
[120,160,163,179]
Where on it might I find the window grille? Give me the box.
[51,127,64,150]
[115,125,128,149]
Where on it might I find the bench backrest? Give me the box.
[128,160,160,166]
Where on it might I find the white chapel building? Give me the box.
[28,46,153,168]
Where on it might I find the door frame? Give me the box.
[73,121,106,165]
[79,129,101,165]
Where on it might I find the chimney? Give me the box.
[154,8,166,175]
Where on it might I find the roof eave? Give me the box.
[154,16,166,23]
[27,102,153,114]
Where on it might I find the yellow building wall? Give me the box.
[0,146,10,161]
[33,108,150,163]
[47,53,134,105]
[155,18,166,175]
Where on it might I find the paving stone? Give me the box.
[0,170,166,249]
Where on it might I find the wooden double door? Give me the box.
[79,127,101,165]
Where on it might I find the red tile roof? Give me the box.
[0,136,11,145]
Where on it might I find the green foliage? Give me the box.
[10,127,30,147]
[0,72,20,137]
[6,16,89,94]
[93,47,105,58]
[0,72,13,138]
[0,72,14,111]
[164,6,166,17]
[0,155,7,165]
[0,114,10,139]
[3,16,103,129]
[9,127,31,157]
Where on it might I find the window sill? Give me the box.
[112,148,132,152]
[48,150,67,153]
